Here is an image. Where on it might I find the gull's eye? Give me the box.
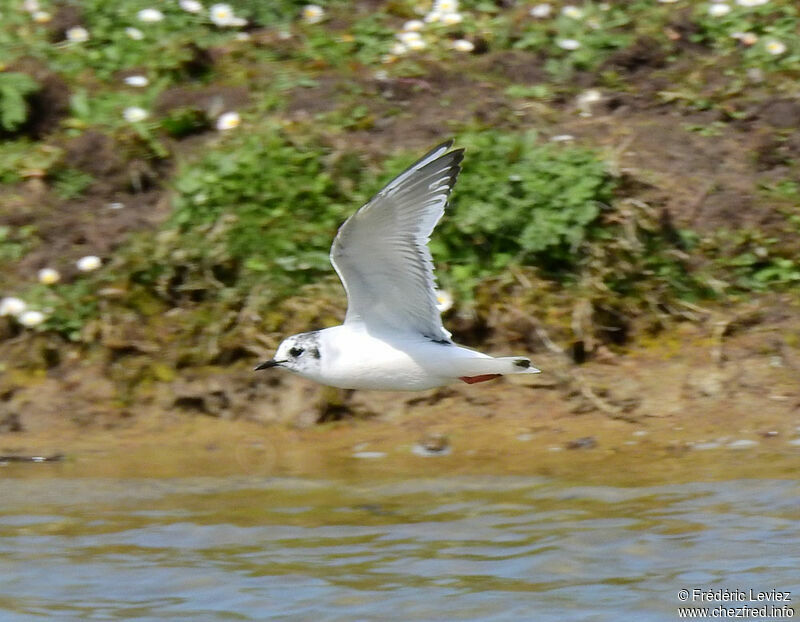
[289,347,304,357]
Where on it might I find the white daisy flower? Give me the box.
[124,75,149,87]
[123,106,148,122]
[397,30,423,45]
[708,3,731,16]
[435,289,453,313]
[424,10,441,23]
[126,27,144,40]
[452,39,474,52]
[216,111,240,130]
[736,0,769,6]
[433,0,458,13]
[179,0,204,13]
[37,268,60,285]
[530,3,552,18]
[23,0,40,12]
[65,26,89,43]
[107,202,125,210]
[32,10,51,23]
[764,39,786,55]
[18,310,46,328]
[403,19,424,31]
[391,42,408,55]
[406,37,427,51]
[441,12,462,26]
[657,0,680,3]
[561,5,584,19]
[550,134,575,142]
[137,8,164,23]
[0,297,26,317]
[557,38,581,50]
[209,3,237,26]
[76,255,102,272]
[234,32,251,41]
[301,4,324,24]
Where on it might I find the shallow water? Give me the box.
[1,465,799,621]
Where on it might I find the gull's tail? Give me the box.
[453,356,541,385]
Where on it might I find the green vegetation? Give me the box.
[160,131,356,295]
[0,72,39,132]
[107,129,618,309]
[0,140,62,184]
[438,132,612,274]
[51,167,94,199]
[0,0,798,367]
[24,280,99,341]
[0,225,37,264]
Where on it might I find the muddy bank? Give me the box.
[2,298,799,483]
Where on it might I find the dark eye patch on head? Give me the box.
[289,347,305,357]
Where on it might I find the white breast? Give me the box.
[314,325,445,391]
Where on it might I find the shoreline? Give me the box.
[2,308,799,484]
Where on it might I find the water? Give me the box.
[1,468,798,621]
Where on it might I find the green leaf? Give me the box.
[0,72,39,132]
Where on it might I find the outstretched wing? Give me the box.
[330,140,463,340]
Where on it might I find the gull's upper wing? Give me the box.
[330,140,464,340]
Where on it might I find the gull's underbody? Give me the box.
[256,140,540,391]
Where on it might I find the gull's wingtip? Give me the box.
[425,139,456,160]
[430,139,464,169]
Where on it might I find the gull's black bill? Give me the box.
[254,359,283,371]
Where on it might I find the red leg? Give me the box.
[459,374,502,384]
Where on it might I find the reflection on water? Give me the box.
[0,474,798,621]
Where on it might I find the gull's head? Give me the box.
[255,331,321,376]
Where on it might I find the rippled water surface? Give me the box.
[1,469,798,621]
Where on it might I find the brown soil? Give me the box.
[154,85,250,117]
[603,37,669,77]
[556,112,765,232]
[476,50,550,85]
[1,160,169,286]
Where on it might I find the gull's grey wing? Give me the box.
[330,140,463,340]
